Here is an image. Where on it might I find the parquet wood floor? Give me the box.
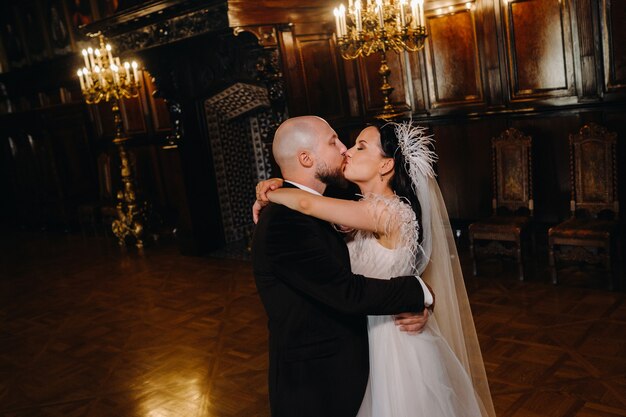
[1,233,625,417]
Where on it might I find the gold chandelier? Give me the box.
[77,36,140,105]
[333,0,427,118]
[76,34,146,249]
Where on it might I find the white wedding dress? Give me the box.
[348,194,490,417]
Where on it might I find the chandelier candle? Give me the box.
[333,0,428,118]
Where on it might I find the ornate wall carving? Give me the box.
[85,2,229,52]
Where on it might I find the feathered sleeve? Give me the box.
[353,193,421,274]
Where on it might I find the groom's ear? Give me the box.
[298,151,315,168]
[380,157,394,176]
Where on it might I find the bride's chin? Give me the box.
[343,168,355,182]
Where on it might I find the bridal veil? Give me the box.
[394,121,496,417]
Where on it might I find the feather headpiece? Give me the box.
[391,120,437,184]
[385,119,437,274]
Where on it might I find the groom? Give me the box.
[252,116,433,417]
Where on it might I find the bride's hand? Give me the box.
[256,178,284,202]
[252,178,284,223]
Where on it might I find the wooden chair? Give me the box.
[469,128,533,281]
[548,123,620,290]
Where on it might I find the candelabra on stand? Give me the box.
[76,34,145,248]
[334,0,427,119]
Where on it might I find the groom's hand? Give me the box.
[394,309,429,334]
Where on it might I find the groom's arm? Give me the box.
[265,212,425,316]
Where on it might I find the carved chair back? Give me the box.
[492,128,533,216]
[570,123,618,219]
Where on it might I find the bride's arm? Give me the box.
[267,188,390,234]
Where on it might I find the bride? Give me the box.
[255,120,496,417]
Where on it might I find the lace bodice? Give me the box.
[347,194,419,279]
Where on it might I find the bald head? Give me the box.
[272,116,330,171]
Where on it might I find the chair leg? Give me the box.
[548,240,558,285]
[469,234,478,276]
[530,228,537,277]
[516,237,524,281]
[606,240,614,291]
[617,240,623,291]
[613,235,624,290]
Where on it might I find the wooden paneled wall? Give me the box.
[2,0,625,251]
[427,7,484,108]
[229,0,626,225]
[0,63,179,232]
[0,104,96,230]
[601,0,626,97]
[233,0,625,113]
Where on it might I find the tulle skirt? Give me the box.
[356,313,487,417]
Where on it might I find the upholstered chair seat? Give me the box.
[549,218,617,241]
[470,216,530,236]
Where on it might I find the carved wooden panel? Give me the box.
[573,0,600,99]
[142,72,172,133]
[294,33,347,119]
[358,51,410,114]
[228,0,334,27]
[156,146,188,226]
[5,131,47,225]
[46,111,96,202]
[90,72,150,138]
[91,101,115,139]
[92,100,146,137]
[405,49,428,112]
[601,0,626,94]
[425,5,484,108]
[132,145,167,207]
[503,0,575,101]
[342,55,362,116]
[278,29,306,115]
[0,105,98,228]
[119,84,148,135]
[479,0,505,107]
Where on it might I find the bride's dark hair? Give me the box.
[368,120,423,241]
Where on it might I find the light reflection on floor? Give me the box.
[1,233,626,416]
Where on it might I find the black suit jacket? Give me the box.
[252,184,425,417]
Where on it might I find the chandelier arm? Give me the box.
[332,0,427,117]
